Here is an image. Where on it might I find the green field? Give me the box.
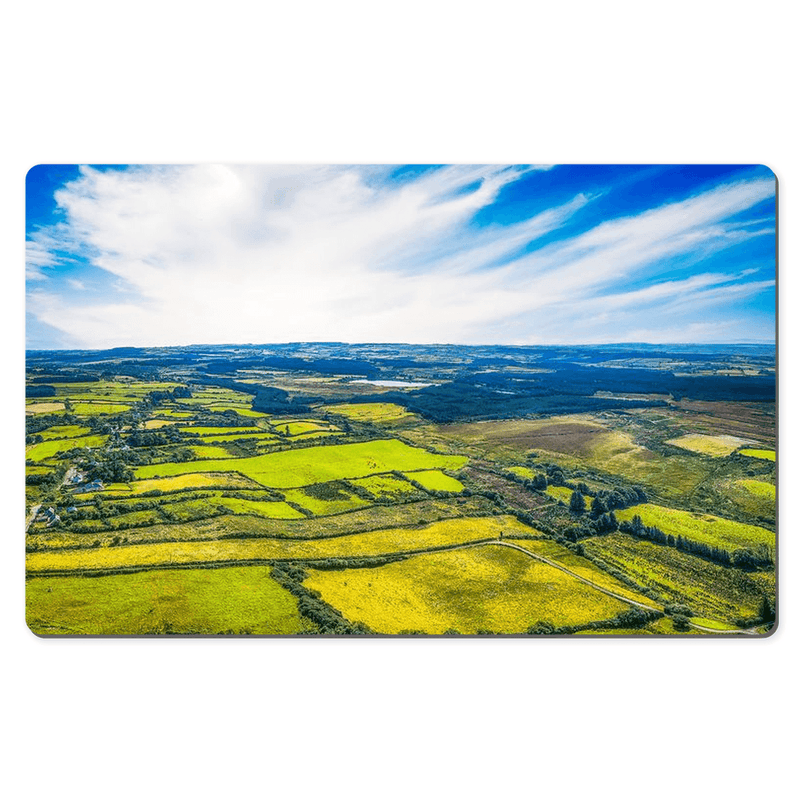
[304,544,631,634]
[583,534,772,624]
[616,503,774,552]
[212,497,307,519]
[27,566,316,635]
[282,484,372,516]
[71,402,132,415]
[24,348,776,637]
[350,474,420,500]
[135,439,467,488]
[739,448,776,461]
[406,470,464,492]
[26,434,108,462]
[36,424,92,440]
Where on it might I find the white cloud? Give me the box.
[26,165,775,347]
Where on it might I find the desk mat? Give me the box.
[25,164,777,636]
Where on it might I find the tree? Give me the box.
[758,595,775,623]
[569,490,586,514]
[590,495,608,517]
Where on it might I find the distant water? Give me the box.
[350,379,432,388]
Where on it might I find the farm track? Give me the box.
[459,540,761,636]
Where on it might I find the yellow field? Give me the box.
[26,402,66,414]
[325,402,417,423]
[71,402,132,415]
[26,515,530,573]
[406,470,464,492]
[178,426,263,436]
[505,538,657,606]
[665,433,751,457]
[616,503,774,551]
[545,485,592,504]
[739,448,776,462]
[98,472,263,497]
[303,544,631,634]
[735,479,775,501]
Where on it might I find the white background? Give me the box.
[2,2,795,798]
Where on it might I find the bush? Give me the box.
[672,615,691,632]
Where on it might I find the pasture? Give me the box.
[303,544,632,634]
[740,448,776,461]
[26,434,107,462]
[324,402,417,424]
[26,515,531,574]
[583,535,772,624]
[406,470,464,492]
[615,503,774,552]
[27,566,316,635]
[665,433,752,457]
[135,439,467,488]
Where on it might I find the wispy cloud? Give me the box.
[26,165,775,347]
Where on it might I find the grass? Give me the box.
[350,474,420,500]
[665,434,752,457]
[615,503,774,552]
[179,426,263,436]
[98,472,263,497]
[26,515,531,573]
[26,402,66,414]
[200,433,280,444]
[303,544,631,634]
[507,465,536,480]
[71,402,132,415]
[36,424,92,440]
[739,448,776,462]
[583,534,773,624]
[135,439,467,488]
[282,483,372,516]
[26,435,107,462]
[406,470,464,493]
[545,485,585,504]
[190,444,236,459]
[212,497,307,519]
[27,566,316,635]
[505,538,656,607]
[325,402,417,423]
[28,497,498,551]
[272,420,336,435]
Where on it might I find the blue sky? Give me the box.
[25,164,776,349]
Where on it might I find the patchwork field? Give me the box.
[25,344,776,636]
[304,544,631,634]
[135,439,467,488]
[27,516,529,574]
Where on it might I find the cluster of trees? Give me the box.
[270,564,372,634]
[527,606,663,635]
[619,515,774,569]
[144,386,192,405]
[26,384,57,398]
